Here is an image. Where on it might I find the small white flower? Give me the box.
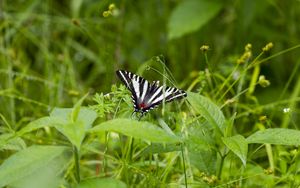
[283,108,290,113]
[104,93,110,98]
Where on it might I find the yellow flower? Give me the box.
[262,42,274,52]
[109,3,116,11]
[102,11,111,17]
[258,75,270,87]
[200,45,210,52]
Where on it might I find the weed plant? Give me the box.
[1,1,300,187]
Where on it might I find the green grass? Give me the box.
[1,0,300,187]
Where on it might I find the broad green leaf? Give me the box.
[187,92,225,134]
[11,153,68,188]
[187,139,217,175]
[55,121,86,149]
[89,118,182,143]
[188,121,216,149]
[51,107,97,149]
[222,135,248,166]
[18,117,63,135]
[50,107,97,127]
[76,178,127,188]
[0,145,70,187]
[246,128,300,145]
[139,143,181,156]
[186,121,217,174]
[168,0,223,40]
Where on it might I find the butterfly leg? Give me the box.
[138,112,144,121]
[131,111,136,118]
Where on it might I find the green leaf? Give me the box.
[222,135,248,166]
[188,121,216,149]
[56,121,86,149]
[89,118,182,143]
[139,143,181,156]
[185,113,218,174]
[51,107,97,149]
[187,92,226,134]
[0,133,26,151]
[246,128,300,145]
[50,107,97,127]
[0,145,70,187]
[76,178,127,188]
[72,92,89,122]
[187,139,217,175]
[18,117,63,135]
[168,0,223,40]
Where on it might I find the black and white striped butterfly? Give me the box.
[116,70,187,119]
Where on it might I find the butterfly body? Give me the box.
[116,70,187,119]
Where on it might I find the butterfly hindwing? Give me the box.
[116,70,187,116]
[143,85,187,111]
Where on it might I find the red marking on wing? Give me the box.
[139,103,147,109]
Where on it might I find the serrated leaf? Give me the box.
[187,92,225,134]
[76,178,127,188]
[168,0,223,40]
[51,107,97,149]
[222,135,248,166]
[89,118,182,143]
[0,133,26,151]
[0,145,70,187]
[246,128,300,145]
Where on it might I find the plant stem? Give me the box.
[74,146,81,183]
[217,154,225,179]
[181,144,188,188]
[247,44,300,69]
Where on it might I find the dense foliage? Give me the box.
[1,0,300,187]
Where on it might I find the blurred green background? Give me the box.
[1,0,300,124]
[1,0,300,187]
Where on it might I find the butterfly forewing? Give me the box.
[116,70,187,115]
[116,70,150,111]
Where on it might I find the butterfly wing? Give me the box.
[116,70,150,112]
[116,70,187,115]
[142,83,187,112]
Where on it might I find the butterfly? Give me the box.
[116,70,187,119]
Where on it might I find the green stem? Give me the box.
[217,154,225,179]
[181,144,188,188]
[103,131,109,174]
[247,65,260,95]
[247,44,300,69]
[232,62,248,113]
[216,64,239,100]
[204,53,216,94]
[219,44,300,103]
[74,146,81,183]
